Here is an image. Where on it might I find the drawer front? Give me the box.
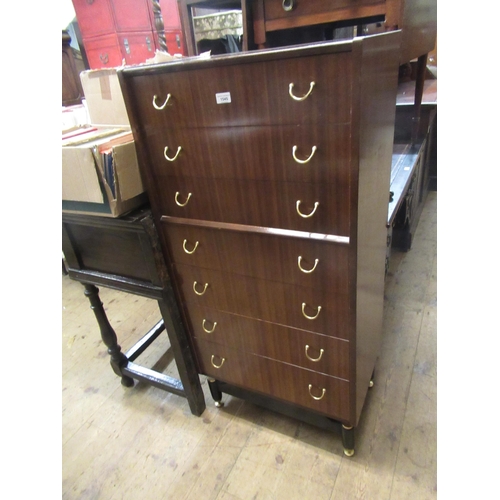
[263,0,386,23]
[175,264,351,339]
[162,222,349,292]
[126,52,352,128]
[157,177,350,237]
[195,339,351,421]
[111,0,153,33]
[145,124,351,185]
[72,0,115,37]
[187,305,350,379]
[84,35,124,70]
[118,32,156,65]
[164,30,185,55]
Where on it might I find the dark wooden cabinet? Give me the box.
[252,0,436,64]
[118,32,401,455]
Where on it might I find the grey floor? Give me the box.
[62,192,437,499]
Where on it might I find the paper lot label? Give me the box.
[216,92,231,104]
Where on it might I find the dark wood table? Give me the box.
[62,206,206,416]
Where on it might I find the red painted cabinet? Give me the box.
[72,0,185,69]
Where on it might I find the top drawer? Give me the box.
[124,51,352,128]
[263,0,386,25]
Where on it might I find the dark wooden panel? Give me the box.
[63,223,153,283]
[144,123,351,184]
[262,0,385,29]
[121,51,352,128]
[161,222,350,291]
[174,264,351,339]
[194,339,351,421]
[186,305,351,379]
[154,177,351,236]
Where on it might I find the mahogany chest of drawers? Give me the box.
[118,32,401,454]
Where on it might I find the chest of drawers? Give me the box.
[118,32,401,455]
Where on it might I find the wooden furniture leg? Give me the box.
[341,425,355,456]
[207,378,224,407]
[83,284,134,388]
[411,53,428,143]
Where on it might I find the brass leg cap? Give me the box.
[369,380,374,388]
[214,401,224,408]
[343,448,355,457]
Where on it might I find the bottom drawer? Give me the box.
[195,339,351,422]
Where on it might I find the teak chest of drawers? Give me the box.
[118,32,401,455]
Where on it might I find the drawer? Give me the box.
[174,264,351,339]
[161,222,349,292]
[186,305,350,379]
[194,339,351,421]
[118,32,156,66]
[111,0,154,33]
[125,51,352,127]
[164,30,185,55]
[83,34,124,69]
[145,124,351,185]
[72,0,115,38]
[263,0,386,25]
[156,177,350,237]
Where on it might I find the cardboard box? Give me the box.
[62,68,146,217]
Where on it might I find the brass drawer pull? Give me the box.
[305,345,324,362]
[292,145,317,164]
[182,239,199,254]
[164,146,182,162]
[175,191,192,206]
[296,200,319,218]
[297,256,319,274]
[153,93,171,110]
[202,319,217,333]
[193,281,208,295]
[289,81,315,101]
[211,355,225,369]
[302,302,321,320]
[282,0,295,12]
[308,384,326,400]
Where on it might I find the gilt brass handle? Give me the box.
[175,191,192,207]
[164,146,182,162]
[202,319,217,333]
[305,345,324,362]
[302,302,322,320]
[296,200,319,218]
[211,355,225,369]
[193,281,208,296]
[308,384,326,400]
[292,145,317,164]
[183,239,199,254]
[153,93,171,110]
[298,256,319,274]
[289,81,315,101]
[282,0,295,11]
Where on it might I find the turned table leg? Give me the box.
[83,284,134,387]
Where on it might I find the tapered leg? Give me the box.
[83,284,134,387]
[207,378,224,407]
[342,425,355,456]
